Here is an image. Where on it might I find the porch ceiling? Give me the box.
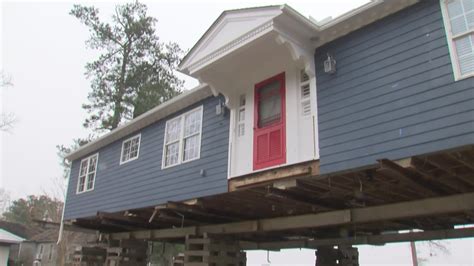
[71,145,474,244]
[195,33,301,104]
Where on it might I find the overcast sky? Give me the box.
[1,0,473,265]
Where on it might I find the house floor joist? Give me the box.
[71,145,474,246]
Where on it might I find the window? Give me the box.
[257,80,282,128]
[441,0,474,79]
[120,134,141,164]
[77,153,98,193]
[162,106,203,168]
[300,70,311,116]
[38,244,44,259]
[237,95,246,137]
[48,244,53,261]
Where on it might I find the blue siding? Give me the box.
[64,96,229,220]
[315,1,474,174]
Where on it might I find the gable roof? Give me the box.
[0,228,24,244]
[179,5,280,68]
[178,4,318,74]
[0,220,42,239]
[179,0,420,75]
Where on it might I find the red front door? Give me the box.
[253,72,286,170]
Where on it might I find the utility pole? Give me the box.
[410,241,419,266]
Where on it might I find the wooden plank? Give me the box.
[229,160,319,191]
[109,192,474,241]
[410,157,469,193]
[264,187,334,210]
[377,159,439,196]
[166,202,239,222]
[448,152,474,171]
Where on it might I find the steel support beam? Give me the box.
[240,227,474,250]
[109,192,474,241]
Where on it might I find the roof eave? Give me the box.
[66,83,211,162]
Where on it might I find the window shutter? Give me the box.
[300,70,312,116]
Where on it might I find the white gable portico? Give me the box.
[180,5,319,178]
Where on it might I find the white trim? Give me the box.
[119,134,141,165]
[161,106,204,169]
[187,21,275,74]
[299,69,312,117]
[440,0,474,81]
[76,153,99,194]
[66,84,212,162]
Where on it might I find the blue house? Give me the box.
[63,1,474,257]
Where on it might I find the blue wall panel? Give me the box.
[64,96,229,220]
[315,1,474,174]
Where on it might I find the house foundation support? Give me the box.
[184,234,246,266]
[105,239,148,266]
[315,246,359,266]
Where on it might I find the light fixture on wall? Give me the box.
[324,53,337,74]
[215,99,226,116]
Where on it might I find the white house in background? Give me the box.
[179,5,320,177]
[0,228,24,265]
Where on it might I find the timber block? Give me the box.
[184,236,246,266]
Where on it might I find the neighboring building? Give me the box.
[0,220,96,266]
[0,228,24,266]
[0,220,40,266]
[31,225,96,266]
[62,0,473,251]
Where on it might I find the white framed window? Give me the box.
[120,134,141,164]
[300,69,312,116]
[441,0,474,80]
[77,153,99,193]
[162,106,203,168]
[237,95,246,137]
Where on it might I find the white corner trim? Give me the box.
[187,21,274,74]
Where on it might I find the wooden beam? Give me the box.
[410,157,470,193]
[448,152,474,171]
[97,212,155,228]
[166,202,239,222]
[265,187,339,210]
[424,156,458,176]
[377,159,439,196]
[108,192,474,240]
[157,209,205,226]
[229,160,319,191]
[240,227,474,250]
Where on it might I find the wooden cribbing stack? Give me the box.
[173,253,185,266]
[72,246,107,266]
[315,246,359,266]
[184,235,246,266]
[105,239,148,266]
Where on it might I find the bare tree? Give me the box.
[1,71,16,131]
[1,71,12,87]
[414,240,450,265]
[0,188,11,215]
[0,113,16,131]
[41,175,67,202]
